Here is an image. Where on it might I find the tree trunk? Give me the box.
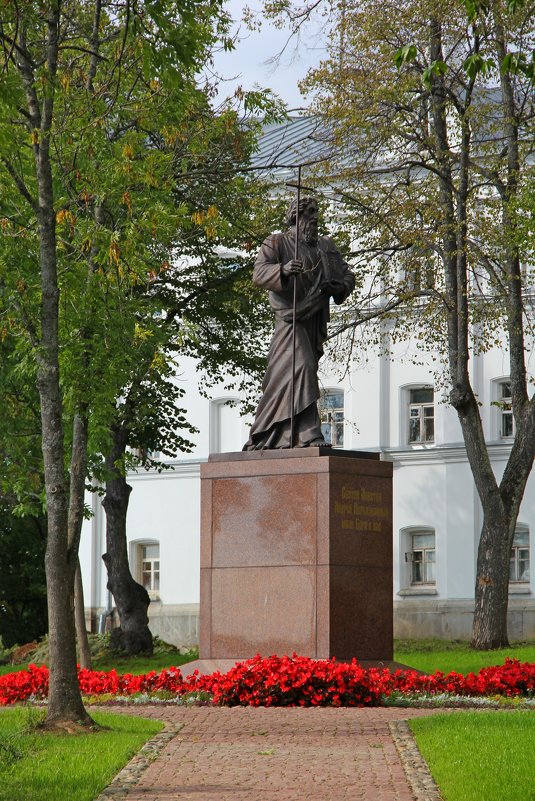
[74,559,92,670]
[428,16,525,650]
[470,406,535,647]
[27,5,92,728]
[102,425,153,656]
[470,514,513,649]
[469,13,535,648]
[42,413,93,727]
[454,395,515,649]
[44,548,90,727]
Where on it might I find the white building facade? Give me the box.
[80,339,535,647]
[80,118,534,646]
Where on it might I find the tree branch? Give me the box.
[1,156,37,211]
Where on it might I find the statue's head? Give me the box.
[286,196,319,245]
[286,196,318,226]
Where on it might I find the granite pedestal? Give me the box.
[199,448,393,663]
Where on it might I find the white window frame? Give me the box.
[398,527,438,596]
[406,531,436,585]
[127,446,161,463]
[493,379,514,440]
[404,257,436,294]
[209,396,241,454]
[130,539,160,599]
[319,388,345,448]
[401,385,435,446]
[509,525,530,585]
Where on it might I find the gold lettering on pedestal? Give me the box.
[334,500,353,516]
[335,486,387,533]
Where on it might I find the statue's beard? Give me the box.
[299,218,318,246]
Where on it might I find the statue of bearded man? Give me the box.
[243,196,355,450]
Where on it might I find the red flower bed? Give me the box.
[185,654,386,706]
[0,664,49,705]
[382,657,535,698]
[76,665,185,697]
[0,655,533,707]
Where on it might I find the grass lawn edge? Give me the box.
[407,710,535,801]
[389,719,443,801]
[91,714,183,801]
[0,708,171,801]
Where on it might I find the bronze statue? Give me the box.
[243,197,355,450]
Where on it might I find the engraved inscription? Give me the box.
[334,485,388,533]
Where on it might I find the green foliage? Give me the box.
[462,52,496,79]
[394,43,417,69]
[0,709,162,801]
[297,0,534,358]
[0,640,9,666]
[0,506,47,649]
[0,333,43,517]
[421,59,448,89]
[461,0,534,80]
[410,712,535,801]
[463,0,490,23]
[501,49,535,79]
[0,0,280,719]
[0,0,276,497]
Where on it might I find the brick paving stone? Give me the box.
[103,706,444,801]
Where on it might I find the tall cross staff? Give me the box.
[286,167,315,448]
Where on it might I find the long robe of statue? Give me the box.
[243,201,355,450]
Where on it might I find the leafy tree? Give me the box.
[0,328,47,649]
[95,248,272,654]
[0,0,272,728]
[0,327,95,668]
[271,0,535,648]
[0,331,42,511]
[0,505,47,649]
[86,100,276,656]
[0,301,93,665]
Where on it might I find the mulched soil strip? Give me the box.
[389,719,444,801]
[93,722,184,801]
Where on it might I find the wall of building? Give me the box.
[80,341,535,646]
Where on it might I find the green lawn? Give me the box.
[394,639,535,675]
[0,664,27,676]
[410,711,535,801]
[0,708,163,801]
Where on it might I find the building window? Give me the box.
[406,259,435,293]
[209,397,242,453]
[320,389,344,447]
[138,543,160,594]
[408,387,434,444]
[510,527,530,583]
[405,531,436,585]
[499,381,513,438]
[129,447,161,462]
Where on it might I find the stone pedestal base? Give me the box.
[200,448,393,662]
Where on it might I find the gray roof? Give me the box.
[251,116,334,183]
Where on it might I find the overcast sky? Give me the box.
[211,0,328,110]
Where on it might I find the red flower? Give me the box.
[0,655,533,707]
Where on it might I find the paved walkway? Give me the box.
[100,706,444,801]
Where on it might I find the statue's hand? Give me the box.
[281,259,304,276]
[321,279,346,296]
